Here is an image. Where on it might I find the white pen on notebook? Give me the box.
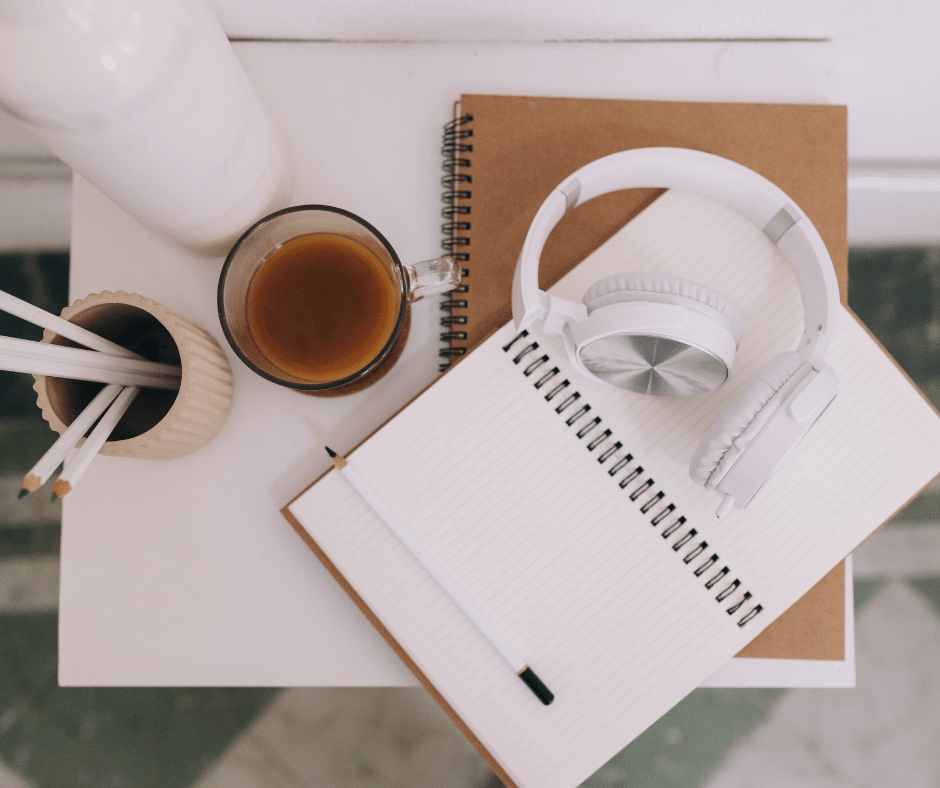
[19,382,124,499]
[325,446,555,706]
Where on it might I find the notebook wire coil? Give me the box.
[439,113,474,371]
[503,329,764,628]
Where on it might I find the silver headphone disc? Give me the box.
[578,334,728,396]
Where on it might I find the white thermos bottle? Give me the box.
[0,0,292,254]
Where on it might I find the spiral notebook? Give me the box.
[285,186,940,788]
[438,94,851,663]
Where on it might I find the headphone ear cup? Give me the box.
[690,351,805,489]
[574,271,743,396]
[582,272,744,345]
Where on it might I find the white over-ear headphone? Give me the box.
[512,148,840,516]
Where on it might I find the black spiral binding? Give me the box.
[439,113,473,372]
[502,330,764,629]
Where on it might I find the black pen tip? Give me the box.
[17,488,29,500]
[518,666,554,706]
[325,446,337,458]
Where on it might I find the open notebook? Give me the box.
[285,191,940,788]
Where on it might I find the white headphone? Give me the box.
[512,148,840,516]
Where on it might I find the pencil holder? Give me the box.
[32,291,234,459]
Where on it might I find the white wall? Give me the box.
[3,1,938,247]
[209,0,940,163]
[0,110,71,250]
[4,1,936,162]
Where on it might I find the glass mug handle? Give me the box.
[403,256,462,301]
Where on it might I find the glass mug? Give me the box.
[218,205,461,392]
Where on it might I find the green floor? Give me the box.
[1,246,939,787]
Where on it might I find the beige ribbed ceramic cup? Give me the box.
[33,290,233,459]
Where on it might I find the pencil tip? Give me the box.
[325,446,336,458]
[17,488,29,500]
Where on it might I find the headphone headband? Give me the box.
[512,148,840,359]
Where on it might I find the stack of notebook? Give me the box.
[443,94,850,662]
[283,95,940,788]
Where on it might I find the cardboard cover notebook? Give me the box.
[284,184,940,787]
[281,95,940,787]
[439,94,849,661]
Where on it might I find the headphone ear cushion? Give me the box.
[583,272,744,344]
[690,351,805,488]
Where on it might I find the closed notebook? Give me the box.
[285,189,940,788]
[440,94,849,660]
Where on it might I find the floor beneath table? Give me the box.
[2,247,940,788]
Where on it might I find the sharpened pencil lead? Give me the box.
[52,478,72,500]
[326,447,347,470]
[17,488,29,500]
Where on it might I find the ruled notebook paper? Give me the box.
[288,191,940,788]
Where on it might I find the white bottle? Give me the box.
[0,0,293,255]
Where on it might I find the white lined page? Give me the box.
[289,190,940,788]
[292,330,753,788]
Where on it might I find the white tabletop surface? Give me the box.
[61,40,840,686]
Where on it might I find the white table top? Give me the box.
[61,39,843,686]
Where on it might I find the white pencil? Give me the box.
[2,353,180,389]
[52,386,140,499]
[0,289,145,359]
[0,336,181,376]
[325,446,554,705]
[19,382,124,498]
[0,336,181,390]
